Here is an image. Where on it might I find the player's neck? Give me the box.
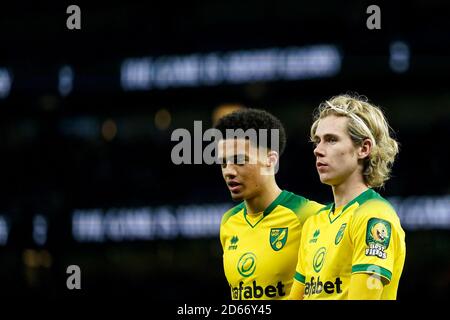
[332,176,368,208]
[245,184,282,216]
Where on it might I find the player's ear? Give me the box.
[358,138,372,160]
[267,150,279,167]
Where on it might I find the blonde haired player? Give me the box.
[289,94,406,300]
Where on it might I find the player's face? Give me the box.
[312,115,361,186]
[218,138,267,201]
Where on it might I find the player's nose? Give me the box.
[223,162,238,177]
[313,142,325,158]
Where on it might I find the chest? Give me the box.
[303,215,354,274]
[222,217,301,275]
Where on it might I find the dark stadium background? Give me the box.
[0,0,449,302]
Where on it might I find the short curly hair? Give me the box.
[310,94,399,188]
[214,108,287,156]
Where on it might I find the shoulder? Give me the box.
[279,190,324,220]
[354,194,398,221]
[351,191,403,234]
[303,202,332,227]
[279,191,308,212]
[221,202,245,226]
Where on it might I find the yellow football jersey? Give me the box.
[220,190,323,300]
[294,188,406,300]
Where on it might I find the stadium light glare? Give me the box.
[0,68,12,98]
[0,216,9,246]
[58,65,74,96]
[33,215,48,246]
[120,45,342,91]
[389,41,410,73]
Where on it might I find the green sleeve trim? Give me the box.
[351,264,392,282]
[221,202,245,225]
[294,272,305,284]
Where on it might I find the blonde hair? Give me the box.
[310,94,399,188]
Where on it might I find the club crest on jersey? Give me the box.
[269,228,288,251]
[334,223,347,245]
[365,218,391,259]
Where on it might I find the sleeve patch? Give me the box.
[365,218,391,259]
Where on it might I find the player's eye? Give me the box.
[327,136,337,144]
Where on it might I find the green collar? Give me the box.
[244,190,288,228]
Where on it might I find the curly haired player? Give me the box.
[215,108,322,300]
